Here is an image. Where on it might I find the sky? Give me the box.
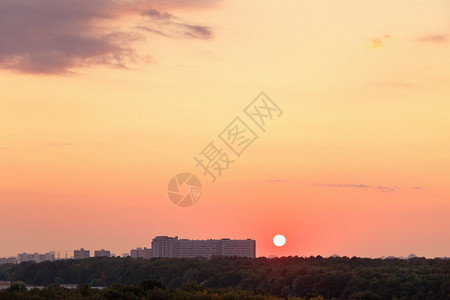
[0,0,449,259]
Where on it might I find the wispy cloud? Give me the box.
[372,82,419,89]
[0,0,218,74]
[265,179,287,183]
[418,35,447,43]
[368,35,390,50]
[383,82,417,89]
[50,141,73,147]
[315,183,398,192]
[139,8,213,40]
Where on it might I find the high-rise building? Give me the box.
[94,249,111,257]
[152,236,179,258]
[17,252,55,264]
[151,236,256,258]
[74,248,90,260]
[130,247,152,259]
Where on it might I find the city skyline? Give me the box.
[0,235,257,262]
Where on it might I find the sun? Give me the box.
[273,235,286,247]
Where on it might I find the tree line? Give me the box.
[1,279,298,300]
[0,256,448,299]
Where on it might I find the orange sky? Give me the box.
[0,0,449,258]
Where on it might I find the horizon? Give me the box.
[1,0,449,260]
[1,235,448,260]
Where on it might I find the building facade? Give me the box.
[151,236,256,258]
[17,252,55,264]
[0,257,17,265]
[130,247,152,259]
[221,239,256,258]
[152,236,179,258]
[74,248,90,260]
[94,249,111,257]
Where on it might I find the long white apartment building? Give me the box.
[151,236,256,258]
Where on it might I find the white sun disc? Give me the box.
[273,235,286,247]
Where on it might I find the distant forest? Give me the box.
[0,256,448,299]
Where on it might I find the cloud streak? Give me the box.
[265,179,287,183]
[372,82,419,89]
[418,35,447,43]
[315,183,398,192]
[0,0,218,74]
[50,141,73,147]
